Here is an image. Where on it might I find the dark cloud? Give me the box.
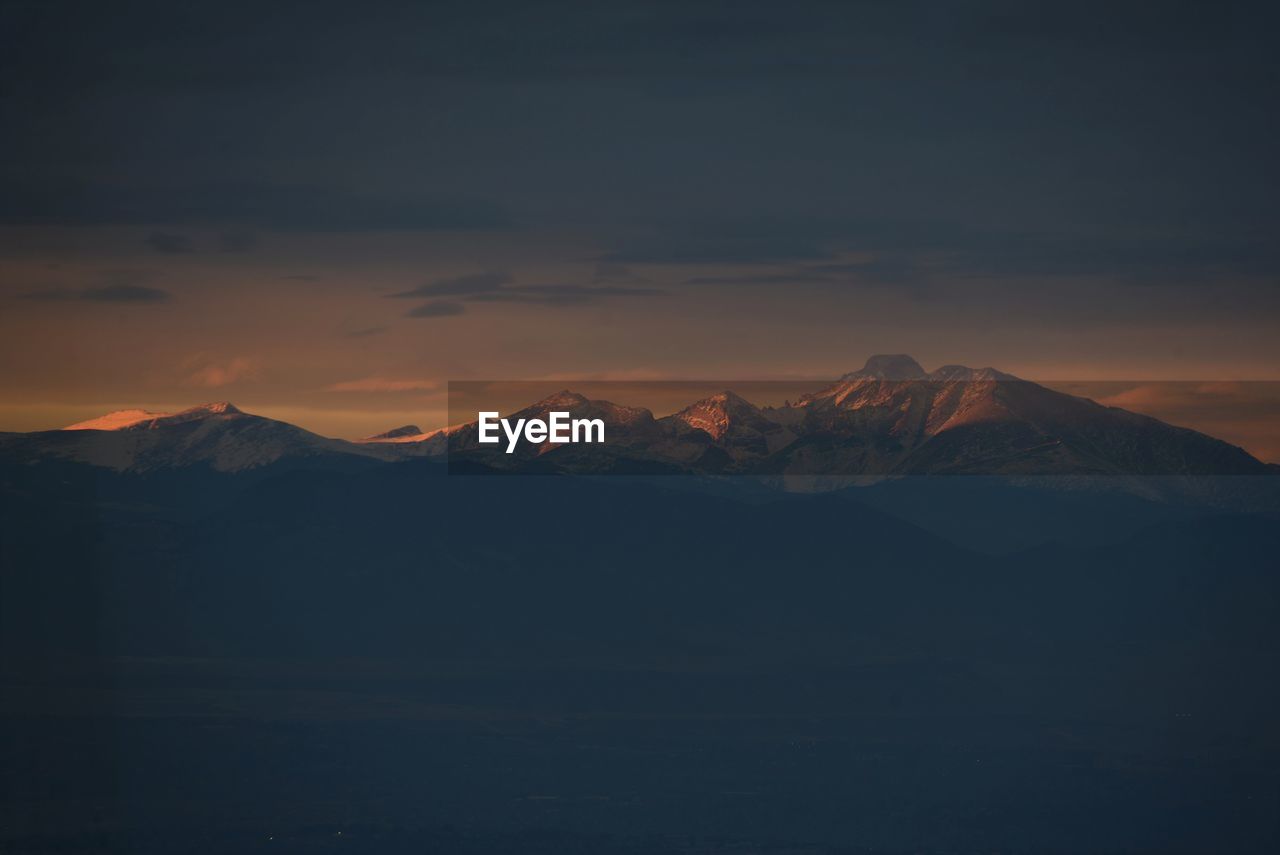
[390,274,667,308]
[406,301,466,318]
[22,284,170,304]
[684,256,927,289]
[599,214,905,266]
[2,0,1278,330]
[145,232,193,254]
[81,284,171,302]
[658,217,1280,293]
[602,234,834,265]
[388,272,511,299]
[18,268,170,304]
[683,272,822,286]
[466,284,668,306]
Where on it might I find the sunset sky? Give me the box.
[2,2,1277,453]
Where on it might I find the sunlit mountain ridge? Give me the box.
[2,357,1273,486]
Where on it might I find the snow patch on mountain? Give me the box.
[64,409,172,431]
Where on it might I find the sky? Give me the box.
[1,0,1277,452]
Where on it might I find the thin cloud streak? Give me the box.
[21,284,171,303]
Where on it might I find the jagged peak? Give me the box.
[177,401,243,416]
[714,389,754,406]
[845,354,926,381]
[671,390,769,440]
[683,390,758,411]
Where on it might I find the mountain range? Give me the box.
[5,355,1270,485]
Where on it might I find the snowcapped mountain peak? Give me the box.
[62,402,246,433]
[665,390,796,455]
[125,402,247,430]
[28,400,393,472]
[673,397,741,440]
[706,390,754,408]
[63,409,171,431]
[672,390,763,435]
[183,401,242,416]
[151,404,243,424]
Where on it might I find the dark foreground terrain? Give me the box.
[3,460,1279,853]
